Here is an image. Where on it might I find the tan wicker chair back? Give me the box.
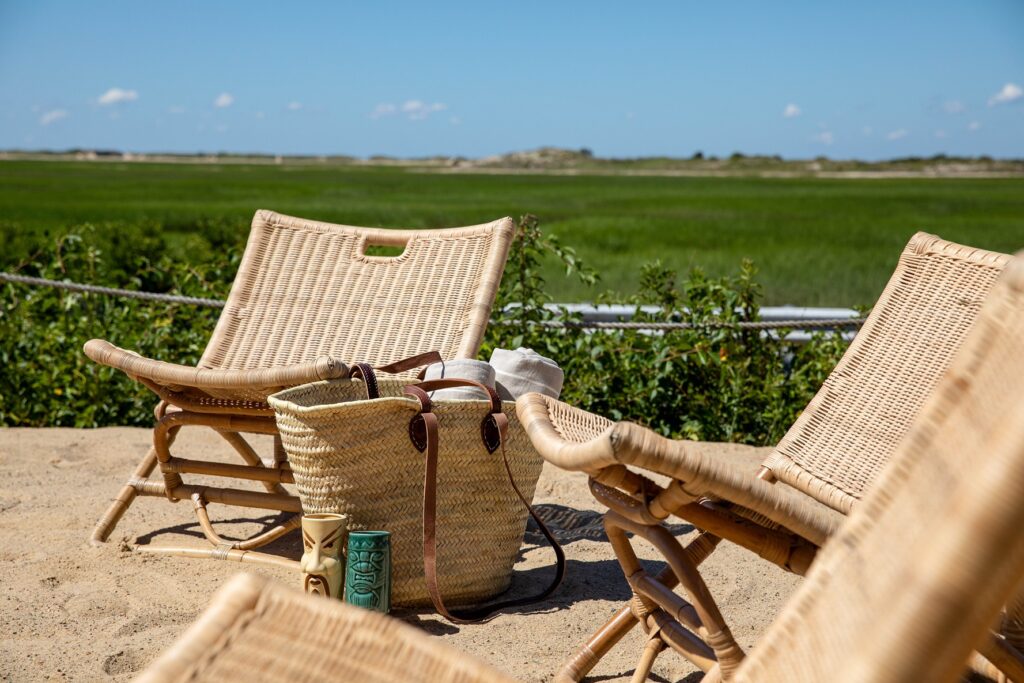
[763,233,1010,512]
[735,253,1024,683]
[202,210,514,375]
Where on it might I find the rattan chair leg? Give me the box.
[629,637,665,683]
[219,430,289,495]
[89,446,160,545]
[555,565,682,683]
[555,607,638,683]
[605,511,745,677]
[555,526,721,682]
[91,402,183,545]
[643,610,717,671]
[134,545,299,570]
[190,492,302,551]
[143,409,303,549]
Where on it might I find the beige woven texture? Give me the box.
[764,232,1010,512]
[733,252,1024,683]
[135,573,515,683]
[270,380,543,606]
[86,210,515,403]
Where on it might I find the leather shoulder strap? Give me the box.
[405,383,565,623]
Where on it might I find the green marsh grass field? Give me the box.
[2,159,1022,306]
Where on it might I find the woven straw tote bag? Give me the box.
[269,361,563,618]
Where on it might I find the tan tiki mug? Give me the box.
[300,513,347,598]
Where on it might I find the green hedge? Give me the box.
[0,217,849,445]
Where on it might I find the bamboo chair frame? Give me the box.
[140,286,1024,682]
[86,210,514,565]
[517,233,1024,681]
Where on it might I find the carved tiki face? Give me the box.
[344,531,391,613]
[300,513,346,598]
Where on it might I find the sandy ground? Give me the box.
[0,427,801,682]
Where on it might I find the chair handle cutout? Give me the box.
[359,234,410,259]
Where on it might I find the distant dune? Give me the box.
[2,146,1022,178]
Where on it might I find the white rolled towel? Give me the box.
[422,359,497,401]
[489,347,564,401]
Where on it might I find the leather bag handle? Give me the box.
[348,351,444,400]
[403,380,566,623]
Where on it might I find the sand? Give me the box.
[0,427,800,682]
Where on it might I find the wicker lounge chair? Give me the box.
[86,210,514,565]
[516,233,1023,680]
[135,573,516,683]
[137,261,1024,682]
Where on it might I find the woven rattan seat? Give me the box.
[135,573,516,683]
[517,233,1021,680]
[140,261,1024,681]
[85,210,513,564]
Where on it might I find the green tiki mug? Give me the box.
[344,531,391,613]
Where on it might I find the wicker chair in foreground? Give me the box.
[516,233,1024,681]
[85,210,513,566]
[137,264,1024,682]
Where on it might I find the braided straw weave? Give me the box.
[136,573,515,683]
[269,380,543,606]
[763,232,1011,512]
[732,253,1024,683]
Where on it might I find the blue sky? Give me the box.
[1,1,1022,159]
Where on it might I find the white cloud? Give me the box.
[213,92,234,108]
[783,103,801,118]
[887,129,908,140]
[168,105,186,114]
[39,109,68,126]
[942,100,965,114]
[968,121,982,132]
[449,116,462,126]
[862,126,873,136]
[934,129,948,139]
[287,101,302,111]
[812,131,833,145]
[98,88,138,105]
[370,103,396,119]
[988,83,1022,106]
[401,100,447,120]
[371,100,448,120]
[255,111,265,119]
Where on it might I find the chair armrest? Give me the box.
[516,392,842,545]
[83,339,348,391]
[516,393,619,473]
